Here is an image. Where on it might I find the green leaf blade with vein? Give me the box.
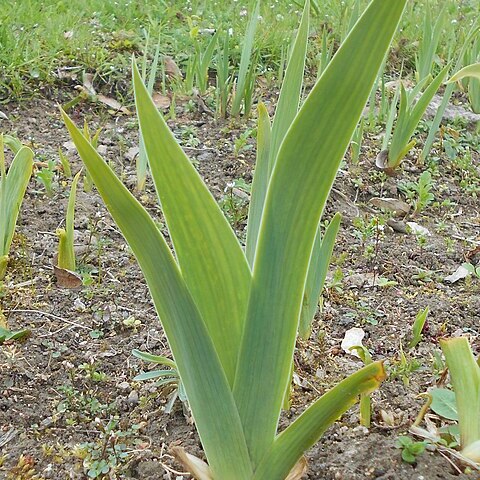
[133,62,251,386]
[0,145,34,279]
[246,103,271,267]
[233,0,407,466]
[61,111,253,480]
[231,0,260,116]
[246,1,309,267]
[440,337,480,460]
[269,0,309,168]
[299,213,341,340]
[254,362,386,480]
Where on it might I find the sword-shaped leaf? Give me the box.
[61,112,253,480]
[233,0,407,465]
[133,62,251,385]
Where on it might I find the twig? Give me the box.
[4,309,92,331]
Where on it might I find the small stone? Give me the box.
[118,381,130,391]
[73,298,86,312]
[40,417,53,428]
[127,390,139,405]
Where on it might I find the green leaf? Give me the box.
[440,337,480,459]
[246,103,271,266]
[448,63,480,83]
[401,450,416,464]
[298,213,341,340]
[61,111,253,480]
[430,387,458,420]
[269,0,309,168]
[253,362,386,480]
[57,170,81,271]
[132,349,177,369]
[246,0,309,265]
[233,0,407,465]
[133,370,177,381]
[408,306,429,349]
[0,142,34,279]
[133,61,252,386]
[0,326,31,344]
[231,0,260,116]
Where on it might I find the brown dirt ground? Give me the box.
[0,92,479,480]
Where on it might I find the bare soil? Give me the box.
[0,95,479,479]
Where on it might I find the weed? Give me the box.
[395,436,427,464]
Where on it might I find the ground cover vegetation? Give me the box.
[0,0,479,479]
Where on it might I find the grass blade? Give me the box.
[231,0,260,116]
[61,112,253,479]
[133,61,252,385]
[233,0,407,465]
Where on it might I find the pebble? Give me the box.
[127,390,139,405]
[117,381,130,391]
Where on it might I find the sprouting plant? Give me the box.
[415,2,444,82]
[132,349,188,414]
[350,118,364,165]
[377,67,448,173]
[460,45,480,114]
[0,135,33,279]
[231,0,260,117]
[408,306,429,349]
[413,171,434,213]
[78,362,108,382]
[54,171,82,288]
[62,1,405,477]
[419,27,479,164]
[58,147,72,178]
[439,337,480,463]
[220,179,250,232]
[179,125,201,148]
[56,172,80,272]
[36,159,56,197]
[395,435,428,464]
[216,29,232,119]
[193,29,219,95]
[74,418,142,479]
[399,170,434,214]
[326,267,344,295]
[136,31,162,192]
[390,343,421,387]
[316,27,333,79]
[234,128,255,156]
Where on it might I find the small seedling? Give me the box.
[399,170,434,215]
[36,159,57,197]
[0,135,33,279]
[390,343,421,387]
[408,306,429,349]
[58,148,72,178]
[132,349,188,414]
[395,435,427,464]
